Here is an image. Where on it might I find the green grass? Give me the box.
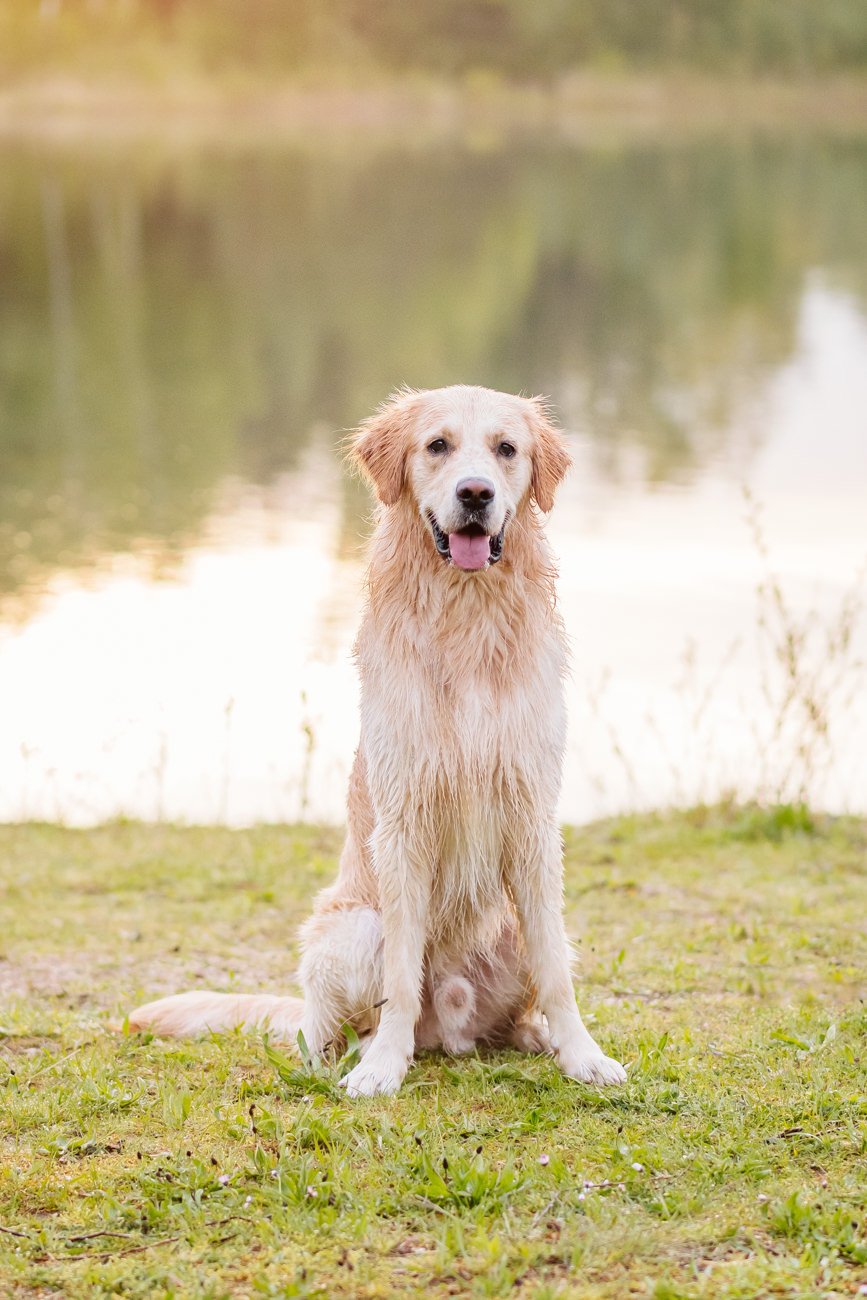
[0,807,865,1299]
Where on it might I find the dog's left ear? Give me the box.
[526,397,571,513]
[351,388,420,506]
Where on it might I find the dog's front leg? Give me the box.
[507,824,626,1086]
[341,819,431,1098]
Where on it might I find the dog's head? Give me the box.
[352,385,571,571]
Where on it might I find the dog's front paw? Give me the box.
[559,1048,627,1086]
[340,1049,408,1098]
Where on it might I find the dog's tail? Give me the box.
[125,991,305,1041]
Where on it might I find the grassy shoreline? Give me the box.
[3,74,867,144]
[1,806,865,1297]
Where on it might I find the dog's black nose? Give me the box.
[456,477,495,509]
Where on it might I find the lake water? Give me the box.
[1,129,866,825]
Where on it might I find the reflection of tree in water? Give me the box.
[498,139,867,482]
[1,133,866,602]
[495,143,804,483]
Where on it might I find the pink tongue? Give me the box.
[449,531,491,570]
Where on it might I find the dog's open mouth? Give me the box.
[428,514,506,571]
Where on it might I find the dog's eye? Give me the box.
[497,441,517,459]
[427,438,449,455]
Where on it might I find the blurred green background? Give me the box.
[2,0,867,83]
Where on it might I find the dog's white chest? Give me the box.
[429,787,505,951]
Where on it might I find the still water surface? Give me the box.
[1,131,865,823]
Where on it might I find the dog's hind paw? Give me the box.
[559,1049,627,1086]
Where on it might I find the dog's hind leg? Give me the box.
[296,905,383,1054]
[126,906,383,1050]
[507,1010,551,1055]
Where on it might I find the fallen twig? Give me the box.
[203,1215,256,1230]
[210,1231,242,1247]
[62,1234,184,1262]
[66,1229,139,1243]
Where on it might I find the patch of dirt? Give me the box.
[0,1034,60,1056]
[0,949,299,1009]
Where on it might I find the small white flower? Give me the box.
[538,1154,550,1166]
[218,1174,230,1185]
[244,1196,253,1207]
[757,1193,768,1202]
[631,1162,643,1172]
[577,1192,585,1201]
[856,1285,867,1296]
[306,1185,318,1198]
[270,1169,278,1179]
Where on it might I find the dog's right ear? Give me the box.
[351,389,420,506]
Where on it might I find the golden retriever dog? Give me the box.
[128,385,626,1096]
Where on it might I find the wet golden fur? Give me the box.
[128,385,626,1096]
